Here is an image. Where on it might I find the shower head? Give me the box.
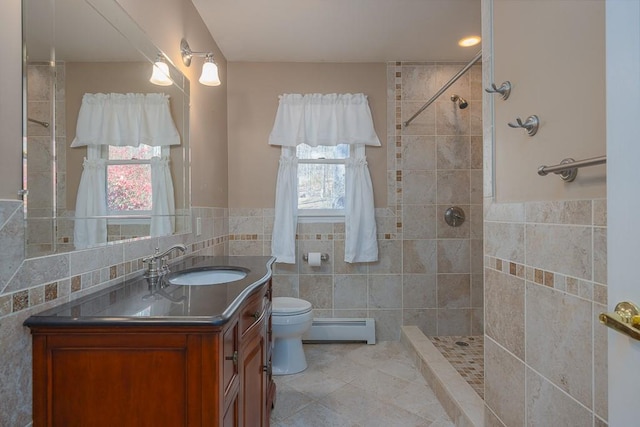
[451,94,468,109]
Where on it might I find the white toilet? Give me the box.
[271,297,313,375]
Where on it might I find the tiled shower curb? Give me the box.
[401,325,484,427]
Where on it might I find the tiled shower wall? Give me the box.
[26,62,70,257]
[228,61,483,341]
[483,200,607,426]
[0,202,228,427]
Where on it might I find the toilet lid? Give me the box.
[272,297,312,315]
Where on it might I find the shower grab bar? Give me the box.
[403,50,482,127]
[28,117,50,128]
[537,155,606,182]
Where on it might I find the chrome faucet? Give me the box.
[143,244,187,279]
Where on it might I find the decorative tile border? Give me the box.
[0,207,229,318]
[486,255,606,306]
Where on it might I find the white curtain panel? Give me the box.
[269,93,380,264]
[150,156,176,237]
[344,144,378,262]
[270,147,298,264]
[74,146,107,249]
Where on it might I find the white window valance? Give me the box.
[70,93,180,147]
[268,93,381,147]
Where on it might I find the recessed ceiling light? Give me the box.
[458,36,482,47]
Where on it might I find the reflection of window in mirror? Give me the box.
[106,144,164,217]
[72,93,179,249]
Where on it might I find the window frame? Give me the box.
[103,145,167,225]
[296,145,348,221]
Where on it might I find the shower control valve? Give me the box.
[444,206,465,227]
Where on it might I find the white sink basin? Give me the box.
[166,268,247,286]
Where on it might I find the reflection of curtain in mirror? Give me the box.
[150,156,175,236]
[72,93,181,249]
[74,146,107,249]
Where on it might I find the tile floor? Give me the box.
[428,336,484,399]
[270,342,455,426]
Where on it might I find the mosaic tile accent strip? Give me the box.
[0,232,228,317]
[486,255,605,305]
[429,335,484,399]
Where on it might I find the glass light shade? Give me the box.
[150,60,173,86]
[199,60,221,86]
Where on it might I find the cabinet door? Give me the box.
[240,321,266,426]
[33,332,197,427]
[223,319,239,399]
[265,302,276,419]
[223,394,239,427]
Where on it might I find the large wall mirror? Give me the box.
[23,0,191,258]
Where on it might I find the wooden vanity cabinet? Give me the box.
[29,280,274,427]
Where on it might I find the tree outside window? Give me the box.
[296,144,348,215]
[106,144,160,214]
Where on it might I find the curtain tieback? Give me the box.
[346,158,368,167]
[82,158,106,169]
[279,156,298,166]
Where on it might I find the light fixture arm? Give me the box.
[180,39,214,66]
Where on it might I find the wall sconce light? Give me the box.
[180,39,221,86]
[149,54,173,86]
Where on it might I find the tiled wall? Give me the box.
[228,61,483,341]
[26,62,70,257]
[482,0,607,424]
[0,201,228,427]
[483,200,607,426]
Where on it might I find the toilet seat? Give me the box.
[273,297,312,316]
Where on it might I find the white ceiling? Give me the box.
[192,0,482,63]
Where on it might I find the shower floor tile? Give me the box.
[270,342,455,426]
[428,335,484,399]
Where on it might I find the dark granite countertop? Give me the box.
[24,256,275,328]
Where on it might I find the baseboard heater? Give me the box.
[302,318,376,344]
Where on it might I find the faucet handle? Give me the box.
[142,248,160,263]
[161,256,170,273]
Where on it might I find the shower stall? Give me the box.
[389,52,484,401]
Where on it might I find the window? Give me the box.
[296,143,349,217]
[104,144,162,218]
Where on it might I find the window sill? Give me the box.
[297,215,344,224]
[107,215,151,226]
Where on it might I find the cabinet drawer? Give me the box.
[240,285,269,336]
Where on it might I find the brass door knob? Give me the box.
[599,301,640,341]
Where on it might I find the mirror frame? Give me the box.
[21,0,191,258]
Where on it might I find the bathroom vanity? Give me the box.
[24,256,276,427]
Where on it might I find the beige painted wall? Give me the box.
[116,0,228,208]
[493,0,606,201]
[65,62,188,209]
[227,62,387,208]
[0,0,23,200]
